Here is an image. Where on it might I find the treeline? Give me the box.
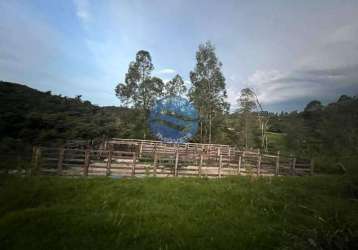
[270,96,358,158]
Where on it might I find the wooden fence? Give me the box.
[32,140,314,178]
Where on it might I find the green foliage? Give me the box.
[266,132,288,154]
[304,100,324,112]
[165,74,187,97]
[0,176,357,250]
[235,88,261,148]
[270,96,358,160]
[0,81,139,149]
[115,50,165,138]
[189,41,229,144]
[114,50,164,110]
[238,88,257,113]
[115,50,155,107]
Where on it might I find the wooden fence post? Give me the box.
[275,151,280,176]
[84,149,90,176]
[310,159,314,176]
[153,152,158,176]
[208,146,211,161]
[242,151,245,174]
[218,155,222,178]
[228,147,231,163]
[32,146,41,176]
[199,153,203,177]
[291,157,296,176]
[217,147,221,162]
[106,149,112,176]
[257,153,261,176]
[132,152,136,177]
[238,154,242,175]
[57,147,64,176]
[174,150,179,176]
[139,142,143,159]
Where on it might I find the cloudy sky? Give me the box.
[1,0,358,111]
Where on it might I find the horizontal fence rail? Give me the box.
[32,140,314,178]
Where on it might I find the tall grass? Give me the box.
[0,175,357,250]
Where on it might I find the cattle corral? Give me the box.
[31,138,314,178]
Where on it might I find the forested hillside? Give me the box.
[269,97,358,159]
[0,81,145,152]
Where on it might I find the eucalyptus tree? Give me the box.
[189,41,229,144]
[251,90,270,151]
[115,50,164,138]
[165,74,187,97]
[237,88,259,149]
[236,88,271,150]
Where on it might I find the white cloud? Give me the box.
[157,68,176,75]
[243,21,358,108]
[184,80,191,85]
[247,70,284,88]
[74,0,91,24]
[328,24,358,44]
[246,64,358,106]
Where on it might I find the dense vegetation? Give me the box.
[270,96,358,157]
[0,81,146,152]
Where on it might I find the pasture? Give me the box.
[0,175,357,249]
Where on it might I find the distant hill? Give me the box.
[0,81,141,151]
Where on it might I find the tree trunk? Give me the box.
[209,112,212,144]
[143,109,148,139]
[244,113,248,149]
[261,122,264,148]
[200,120,203,143]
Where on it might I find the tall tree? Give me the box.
[250,89,270,151]
[165,74,187,97]
[301,100,324,156]
[237,88,260,149]
[115,50,164,138]
[189,41,229,143]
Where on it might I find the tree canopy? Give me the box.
[165,74,187,97]
[189,41,229,143]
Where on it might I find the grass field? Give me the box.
[266,132,289,154]
[0,175,357,250]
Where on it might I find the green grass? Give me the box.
[266,132,289,154]
[0,175,357,250]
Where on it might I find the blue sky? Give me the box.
[1,0,358,111]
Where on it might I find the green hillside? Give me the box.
[0,81,142,152]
